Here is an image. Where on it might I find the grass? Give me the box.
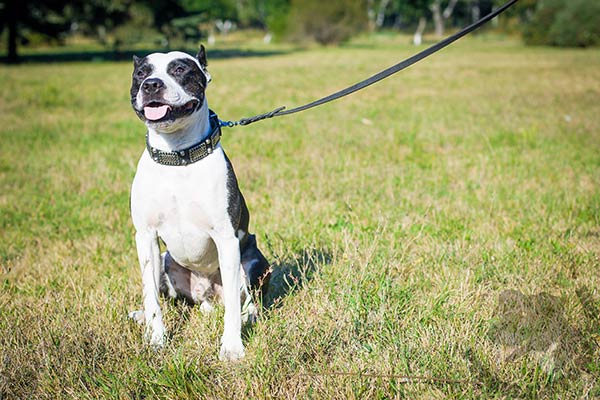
[1,33,599,398]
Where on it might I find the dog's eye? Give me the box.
[136,69,147,79]
[174,66,186,75]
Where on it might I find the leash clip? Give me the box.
[219,119,237,128]
[218,106,286,128]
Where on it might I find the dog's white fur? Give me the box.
[130,52,247,361]
[136,52,211,143]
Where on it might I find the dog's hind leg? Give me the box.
[162,251,217,313]
[240,234,271,301]
[159,252,178,299]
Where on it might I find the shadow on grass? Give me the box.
[156,244,332,341]
[240,246,331,340]
[0,47,291,64]
[263,247,332,310]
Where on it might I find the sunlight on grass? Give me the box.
[1,36,599,398]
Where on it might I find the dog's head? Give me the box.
[130,46,211,132]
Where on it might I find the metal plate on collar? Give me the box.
[146,111,221,166]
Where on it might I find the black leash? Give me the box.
[220,0,519,128]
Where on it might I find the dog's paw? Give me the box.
[145,320,166,348]
[242,301,258,325]
[128,310,145,325]
[146,330,166,349]
[199,301,214,314]
[219,335,245,362]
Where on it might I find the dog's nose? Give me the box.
[142,78,165,95]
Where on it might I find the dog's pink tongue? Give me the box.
[144,105,170,121]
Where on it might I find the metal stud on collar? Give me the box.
[146,110,222,166]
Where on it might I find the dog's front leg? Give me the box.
[135,230,165,347]
[212,232,244,361]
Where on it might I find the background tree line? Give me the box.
[1,0,599,62]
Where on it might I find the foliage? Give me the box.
[521,0,565,45]
[234,0,290,33]
[382,0,497,31]
[2,0,600,62]
[263,0,291,38]
[285,0,368,45]
[111,4,163,50]
[548,0,600,47]
[522,0,600,47]
[179,0,237,20]
[387,0,432,28]
[0,0,74,61]
[70,0,132,42]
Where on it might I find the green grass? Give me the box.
[1,34,599,398]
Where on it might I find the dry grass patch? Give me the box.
[1,35,599,398]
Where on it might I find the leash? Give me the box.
[220,0,519,128]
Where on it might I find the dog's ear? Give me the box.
[133,55,141,66]
[196,45,211,83]
[196,45,208,69]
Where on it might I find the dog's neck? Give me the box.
[146,100,211,152]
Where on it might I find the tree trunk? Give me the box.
[430,0,459,38]
[442,0,459,20]
[429,1,443,37]
[367,0,375,31]
[6,0,18,63]
[471,0,481,23]
[413,17,427,46]
[375,0,391,29]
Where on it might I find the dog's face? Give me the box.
[130,46,211,132]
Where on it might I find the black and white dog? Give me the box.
[128,46,270,361]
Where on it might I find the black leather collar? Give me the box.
[146,110,222,166]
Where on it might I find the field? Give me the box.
[1,34,599,398]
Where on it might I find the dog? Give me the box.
[128,45,270,361]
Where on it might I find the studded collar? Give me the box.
[146,110,222,166]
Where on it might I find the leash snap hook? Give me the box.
[219,119,237,128]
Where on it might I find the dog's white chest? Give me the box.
[131,147,230,271]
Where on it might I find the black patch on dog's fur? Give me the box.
[197,45,208,69]
[240,234,270,296]
[130,56,204,122]
[223,152,248,235]
[167,58,207,103]
[223,152,270,296]
[130,56,154,107]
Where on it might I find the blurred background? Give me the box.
[1,0,599,63]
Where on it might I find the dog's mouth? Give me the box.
[141,99,200,122]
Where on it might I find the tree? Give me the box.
[385,0,430,28]
[145,0,242,48]
[286,0,368,45]
[71,0,134,46]
[368,0,392,31]
[549,0,600,47]
[0,0,136,62]
[520,0,600,47]
[0,0,72,62]
[429,0,458,37]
